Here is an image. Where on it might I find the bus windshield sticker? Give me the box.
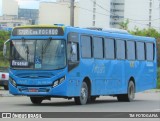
[35,56,42,69]
[12,60,29,67]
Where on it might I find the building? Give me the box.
[78,0,110,28]
[124,0,152,30]
[0,0,35,28]
[18,8,39,25]
[110,0,125,28]
[0,15,32,28]
[110,0,160,32]
[2,0,18,16]
[39,1,75,26]
[151,0,160,31]
[1,0,160,31]
[39,0,110,28]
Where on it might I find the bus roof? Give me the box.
[12,25,156,42]
[66,26,156,42]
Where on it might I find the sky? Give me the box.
[17,0,57,9]
[0,0,57,15]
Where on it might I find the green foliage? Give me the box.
[129,27,160,38]
[157,67,160,89]
[157,39,160,67]
[129,27,160,88]
[119,19,129,30]
[0,31,10,67]
[129,27,160,67]
[0,31,10,51]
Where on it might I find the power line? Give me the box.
[87,0,160,29]
[78,6,110,17]
[90,0,160,22]
[36,0,160,29]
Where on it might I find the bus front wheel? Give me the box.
[30,97,43,104]
[4,85,8,90]
[74,82,88,105]
[117,81,135,102]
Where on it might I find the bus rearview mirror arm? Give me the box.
[3,39,10,58]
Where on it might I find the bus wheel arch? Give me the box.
[129,77,136,90]
[83,77,91,98]
[74,77,91,105]
[117,77,136,102]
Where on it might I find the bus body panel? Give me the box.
[8,26,157,98]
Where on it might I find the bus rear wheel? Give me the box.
[117,81,135,102]
[74,82,88,105]
[30,97,43,104]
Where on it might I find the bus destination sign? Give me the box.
[12,27,64,36]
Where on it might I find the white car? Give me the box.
[0,68,9,90]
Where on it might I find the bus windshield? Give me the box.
[10,39,66,70]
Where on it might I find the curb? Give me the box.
[0,93,14,97]
[143,89,160,93]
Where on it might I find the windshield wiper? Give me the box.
[22,39,29,61]
[42,40,51,54]
[41,39,51,59]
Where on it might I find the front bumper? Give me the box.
[9,80,70,97]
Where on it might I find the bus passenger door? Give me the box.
[67,32,80,96]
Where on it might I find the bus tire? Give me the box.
[30,97,43,104]
[74,82,88,105]
[4,85,8,90]
[90,96,96,103]
[117,81,135,102]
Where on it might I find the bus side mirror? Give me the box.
[3,39,10,58]
[3,44,7,56]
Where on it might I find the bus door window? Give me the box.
[67,32,79,71]
[68,42,78,62]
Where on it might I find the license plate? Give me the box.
[28,88,38,92]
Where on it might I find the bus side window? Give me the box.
[146,43,154,61]
[116,39,125,60]
[104,38,115,59]
[136,42,145,60]
[81,36,92,58]
[127,41,136,60]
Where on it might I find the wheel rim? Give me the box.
[81,87,87,101]
[80,85,88,103]
[129,84,135,100]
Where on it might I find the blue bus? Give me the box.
[3,25,157,105]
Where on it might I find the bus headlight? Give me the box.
[9,77,17,87]
[53,76,65,87]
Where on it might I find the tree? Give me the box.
[0,31,10,67]
[0,31,10,51]
[129,27,160,66]
[119,19,129,30]
[129,27,160,38]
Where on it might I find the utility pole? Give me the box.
[70,0,75,26]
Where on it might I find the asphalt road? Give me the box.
[0,89,159,121]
